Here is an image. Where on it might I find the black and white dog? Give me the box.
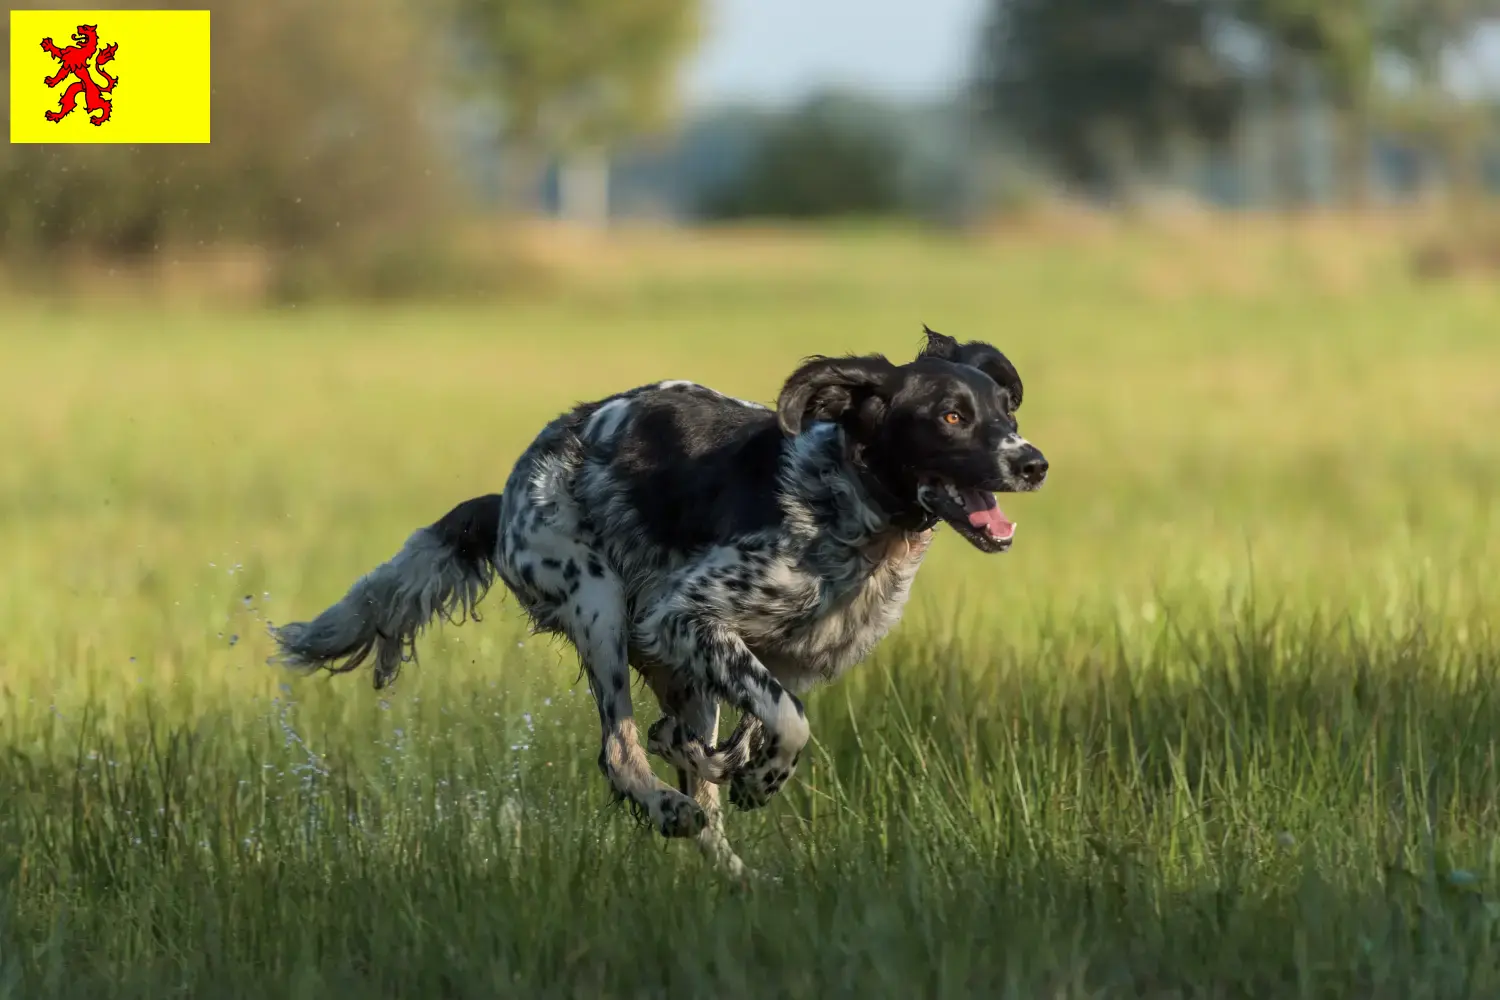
[269,326,1047,877]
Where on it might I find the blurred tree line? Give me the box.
[0,0,696,298]
[631,0,1500,224]
[685,92,978,224]
[3,0,1497,297]
[975,0,1500,208]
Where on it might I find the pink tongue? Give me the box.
[961,489,1014,538]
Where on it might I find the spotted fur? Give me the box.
[268,327,1047,877]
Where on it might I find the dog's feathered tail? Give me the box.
[267,493,504,689]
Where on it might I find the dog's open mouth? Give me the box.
[918,479,1015,553]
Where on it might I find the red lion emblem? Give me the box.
[41,24,119,126]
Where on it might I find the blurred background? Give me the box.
[5,8,1500,992]
[4,0,1500,298]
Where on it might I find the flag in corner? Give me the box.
[10,9,210,143]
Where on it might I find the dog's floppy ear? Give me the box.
[917,325,1024,411]
[963,344,1023,411]
[777,354,896,437]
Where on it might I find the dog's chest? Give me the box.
[751,529,933,690]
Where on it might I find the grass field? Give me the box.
[3,221,1500,997]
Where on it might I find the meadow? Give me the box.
[3,218,1500,998]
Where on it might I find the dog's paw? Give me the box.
[727,760,796,811]
[652,790,708,839]
[647,716,730,783]
[646,715,688,760]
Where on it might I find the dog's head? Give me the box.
[776,327,1047,553]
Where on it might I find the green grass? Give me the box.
[4,222,1500,997]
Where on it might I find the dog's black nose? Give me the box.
[1018,448,1048,486]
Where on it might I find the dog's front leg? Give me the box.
[640,612,808,812]
[648,704,761,784]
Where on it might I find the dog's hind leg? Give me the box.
[678,696,750,878]
[572,590,707,838]
[643,674,749,879]
[508,541,705,839]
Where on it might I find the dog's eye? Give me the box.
[942,411,962,425]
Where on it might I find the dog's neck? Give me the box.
[779,423,935,559]
[850,448,937,534]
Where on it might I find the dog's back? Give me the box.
[574,381,789,557]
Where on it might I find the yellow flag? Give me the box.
[9,9,210,143]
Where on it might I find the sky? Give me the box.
[679,0,989,108]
